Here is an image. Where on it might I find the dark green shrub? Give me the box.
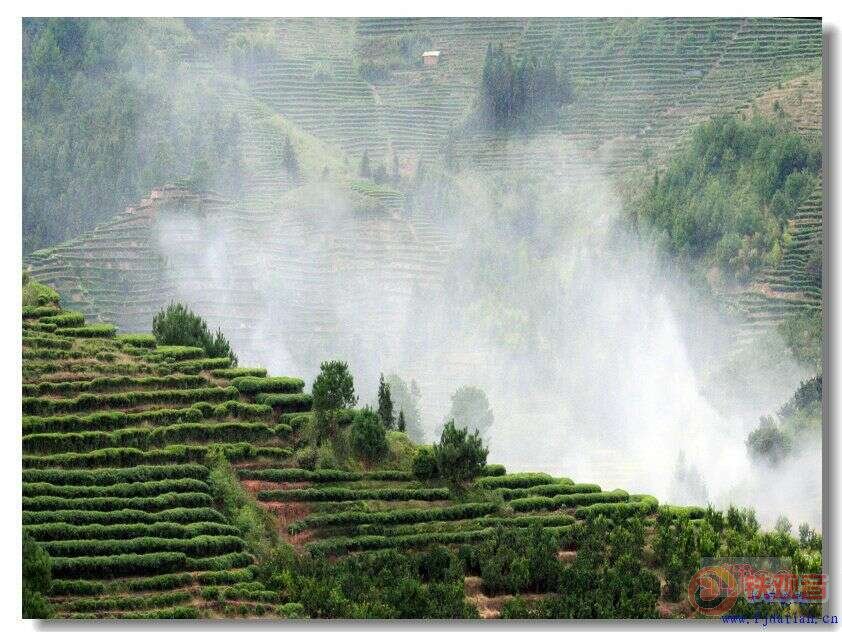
[23,532,53,618]
[433,420,488,485]
[351,408,388,463]
[412,446,438,480]
[152,302,238,365]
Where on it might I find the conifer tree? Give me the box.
[359,149,371,178]
[398,409,406,432]
[377,373,395,429]
[282,137,301,185]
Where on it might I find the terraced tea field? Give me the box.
[22,293,315,618]
[23,282,686,619]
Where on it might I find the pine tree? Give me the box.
[359,149,371,178]
[398,409,406,432]
[282,137,301,186]
[377,373,394,429]
[391,152,400,183]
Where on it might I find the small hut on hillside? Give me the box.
[421,50,441,66]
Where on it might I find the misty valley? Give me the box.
[21,17,824,621]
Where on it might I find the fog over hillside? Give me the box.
[150,138,815,528]
[25,17,823,530]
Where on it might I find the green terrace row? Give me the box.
[50,568,256,596]
[256,486,451,503]
[49,550,254,579]
[22,421,293,454]
[236,464,505,483]
[303,525,573,557]
[22,403,279,435]
[23,388,311,416]
[26,520,241,542]
[23,491,216,512]
[56,590,193,614]
[23,443,293,468]
[39,534,246,558]
[23,477,210,498]
[23,374,209,396]
[23,464,209,484]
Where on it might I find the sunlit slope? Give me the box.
[22,285,313,618]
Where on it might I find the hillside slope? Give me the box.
[22,279,823,619]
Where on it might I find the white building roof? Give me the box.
[422,50,441,57]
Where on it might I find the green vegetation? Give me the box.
[23,18,246,253]
[638,114,821,281]
[433,420,488,486]
[377,373,395,429]
[351,408,389,463]
[311,360,358,443]
[153,303,238,366]
[747,376,821,464]
[476,44,573,131]
[23,533,53,618]
[20,14,826,618]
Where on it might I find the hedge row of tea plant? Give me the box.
[50,551,189,579]
[23,407,207,435]
[23,332,74,350]
[23,441,280,468]
[257,486,450,503]
[509,490,630,512]
[55,324,116,338]
[40,312,85,327]
[23,386,239,415]
[23,478,210,499]
[574,495,658,519]
[23,506,226,527]
[475,473,564,489]
[166,357,232,374]
[237,467,414,483]
[42,534,245,558]
[60,590,192,613]
[499,482,601,500]
[23,491,214,512]
[23,305,61,318]
[288,502,499,533]
[23,464,209,485]
[211,367,267,379]
[50,572,195,596]
[116,333,157,348]
[253,393,313,412]
[305,527,498,556]
[358,512,576,536]
[23,374,207,396]
[23,422,281,454]
[231,376,305,394]
[26,520,240,542]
